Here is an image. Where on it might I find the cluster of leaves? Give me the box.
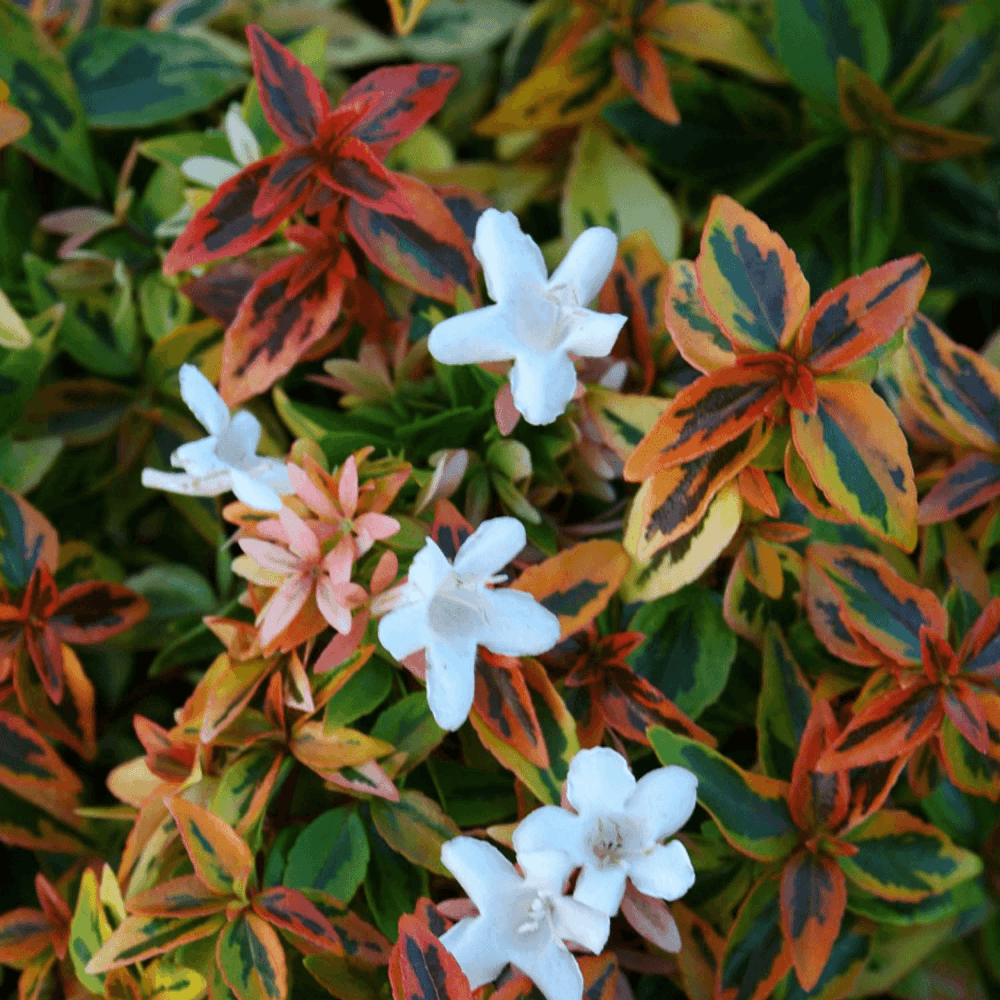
[2,1,1000,1000]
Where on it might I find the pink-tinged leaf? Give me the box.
[216,911,287,1000]
[219,254,347,407]
[389,914,473,1000]
[797,255,929,373]
[696,195,810,353]
[166,798,254,900]
[324,760,399,801]
[612,37,679,125]
[347,173,478,306]
[50,581,148,643]
[621,882,681,952]
[958,598,1000,679]
[252,886,343,955]
[247,25,330,145]
[289,721,393,780]
[340,65,460,160]
[163,158,306,275]
[126,875,229,918]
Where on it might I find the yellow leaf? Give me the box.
[0,287,32,349]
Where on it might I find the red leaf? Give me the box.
[472,653,549,768]
[430,501,472,561]
[341,65,460,160]
[50,581,148,644]
[917,452,1000,525]
[612,36,679,125]
[181,253,290,327]
[389,915,472,1000]
[247,25,330,145]
[252,147,318,218]
[788,700,848,833]
[941,680,991,755]
[315,139,415,216]
[253,886,344,955]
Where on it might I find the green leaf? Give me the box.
[775,0,890,106]
[649,727,798,862]
[627,585,737,720]
[363,824,428,941]
[848,137,902,274]
[69,869,107,994]
[756,625,813,781]
[323,657,394,733]
[426,760,516,827]
[121,565,216,650]
[0,304,61,436]
[369,790,460,877]
[283,808,370,905]
[845,876,991,927]
[398,0,525,61]
[0,3,100,197]
[0,436,62,494]
[369,693,444,774]
[215,913,285,1000]
[66,27,247,128]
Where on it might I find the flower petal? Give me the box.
[181,155,240,189]
[171,436,224,474]
[549,227,618,305]
[315,577,352,634]
[231,554,286,587]
[377,601,431,661]
[474,209,548,304]
[278,506,321,563]
[572,864,628,916]
[428,304,520,365]
[627,841,695,902]
[439,917,509,990]
[517,848,577,888]
[238,538,301,575]
[566,747,636,817]
[322,536,356,583]
[254,457,292,495]
[225,103,261,167]
[354,512,400,552]
[625,765,698,842]
[509,349,578,426]
[440,836,522,910]
[288,463,338,519]
[140,467,233,497]
[220,409,263,466]
[512,806,584,861]
[477,589,561,657]
[408,538,455,598]
[425,630,478,730]
[229,468,283,511]
[338,455,359,518]
[552,896,611,953]
[454,517,526,579]
[258,572,312,647]
[178,363,229,435]
[562,310,626,358]
[510,938,585,1000]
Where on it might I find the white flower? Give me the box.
[141,364,292,512]
[512,747,697,916]
[428,209,626,426]
[376,517,561,731]
[440,837,609,1000]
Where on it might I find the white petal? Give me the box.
[627,841,695,902]
[180,156,240,188]
[625,765,698,842]
[141,467,232,497]
[408,538,455,598]
[517,849,577,889]
[254,457,293,495]
[510,940,584,1000]
[571,864,628,916]
[425,630,478,731]
[453,517,526,579]
[178,363,230,435]
[478,589,561,657]
[512,807,584,862]
[566,747,636,817]
[377,601,431,661]
[561,310,626,359]
[548,228,618,306]
[440,917,508,990]
[229,468,283,511]
[440,836,522,911]
[473,209,548,305]
[171,436,224,475]
[220,409,263,466]
[428,304,519,365]
[224,103,261,166]
[509,349,578,426]
[551,896,611,954]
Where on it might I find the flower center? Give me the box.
[585,814,640,869]
[508,888,557,946]
[524,282,580,353]
[426,573,488,636]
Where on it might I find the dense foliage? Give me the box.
[2,1,1000,1000]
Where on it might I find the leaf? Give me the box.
[127,876,230,918]
[620,884,681,952]
[776,916,871,1000]
[938,695,1000,798]
[839,809,982,902]
[322,656,394,732]
[611,37,678,125]
[216,912,286,1000]
[757,625,814,781]
[290,722,393,780]
[627,585,736,719]
[717,876,793,1000]
[0,483,59,590]
[200,656,273,744]
[790,380,917,549]
[70,869,108,993]
[796,254,929,374]
[252,886,343,954]
[66,27,246,128]
[775,0,890,106]
[672,902,723,1000]
[472,655,548,769]
[696,194,810,353]
[0,781,86,854]
[919,452,1000,525]
[663,259,734,375]
[0,710,82,802]
[85,915,225,974]
[779,852,847,992]
[0,287,30,350]
[649,728,798,862]
[586,387,670,462]
[0,906,51,965]
[848,137,902,273]
[511,540,629,640]
[283,808,370,905]
[304,953,383,1000]
[369,790,460,878]
[0,4,100,196]
[166,798,254,901]
[622,480,744,602]
[388,914,472,1000]
[370,692,445,774]
[50,580,148,643]
[563,123,681,266]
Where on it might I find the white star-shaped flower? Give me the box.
[376,517,561,731]
[512,747,697,916]
[440,837,610,1000]
[141,363,292,512]
[428,209,626,426]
